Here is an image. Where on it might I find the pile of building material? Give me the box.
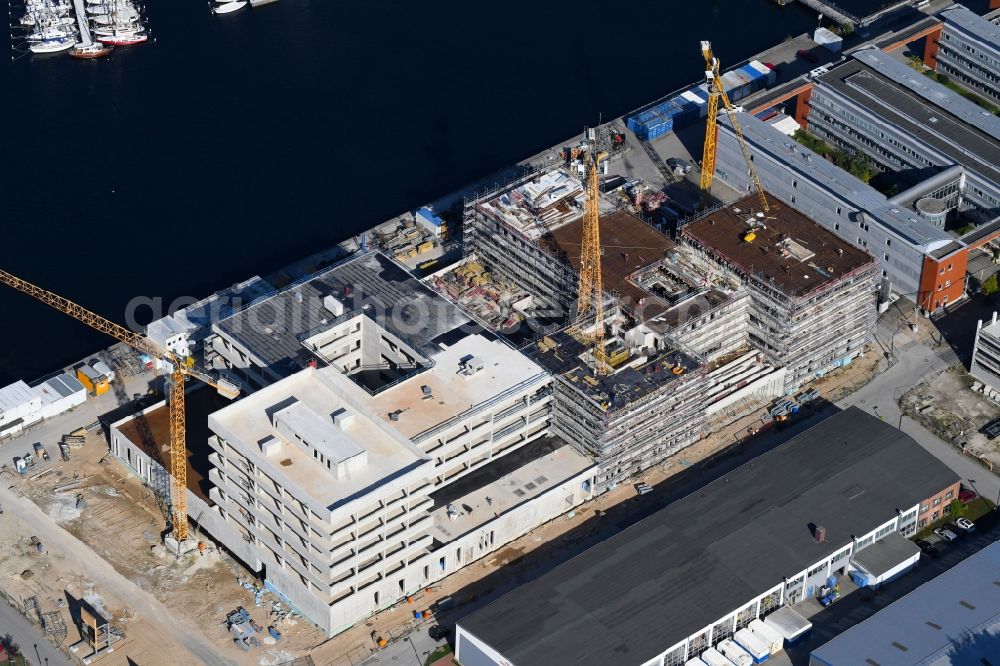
[431,261,531,331]
[374,216,438,264]
[480,170,584,239]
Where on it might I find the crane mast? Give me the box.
[577,128,610,374]
[699,40,769,213]
[0,268,238,542]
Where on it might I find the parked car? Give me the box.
[981,420,1000,440]
[797,49,819,64]
[958,486,978,503]
[934,527,958,542]
[916,539,939,557]
[954,517,975,532]
[666,157,691,175]
[428,625,451,641]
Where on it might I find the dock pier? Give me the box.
[782,0,917,29]
[71,0,95,47]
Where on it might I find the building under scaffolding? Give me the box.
[528,328,706,493]
[461,169,786,491]
[683,195,878,387]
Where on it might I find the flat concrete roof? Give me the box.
[539,210,677,316]
[852,530,919,577]
[215,252,471,377]
[428,438,593,542]
[209,367,429,511]
[812,541,1000,665]
[457,407,959,666]
[683,194,875,298]
[365,332,547,442]
[724,113,954,251]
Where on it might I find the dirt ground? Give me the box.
[900,365,1000,471]
[0,430,326,666]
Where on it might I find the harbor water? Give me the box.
[2,0,894,384]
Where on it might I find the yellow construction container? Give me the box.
[416,240,434,254]
[76,366,109,396]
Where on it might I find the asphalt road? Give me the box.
[842,304,1000,506]
[0,598,73,666]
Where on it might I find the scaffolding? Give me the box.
[683,235,878,387]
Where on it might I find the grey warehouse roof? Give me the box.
[940,4,1000,53]
[215,251,472,376]
[722,113,953,250]
[811,541,1000,665]
[851,530,919,577]
[820,49,1000,186]
[457,408,959,666]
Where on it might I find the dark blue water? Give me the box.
[2,0,871,384]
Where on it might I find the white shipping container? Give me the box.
[686,659,707,666]
[719,639,753,666]
[701,648,735,666]
[734,628,770,661]
[748,619,783,654]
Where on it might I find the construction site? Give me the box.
[0,29,896,666]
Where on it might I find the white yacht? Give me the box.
[214,1,247,14]
[29,36,75,52]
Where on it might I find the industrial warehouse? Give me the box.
[454,408,960,666]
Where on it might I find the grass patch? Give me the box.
[923,71,1000,116]
[914,497,995,539]
[425,644,453,665]
[792,130,875,182]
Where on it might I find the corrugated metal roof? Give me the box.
[941,4,1000,53]
[851,48,1000,142]
[0,381,37,413]
[811,541,1000,665]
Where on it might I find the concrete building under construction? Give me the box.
[460,171,796,491]
[683,196,878,387]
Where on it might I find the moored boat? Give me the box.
[70,42,113,58]
[30,36,75,53]
[214,1,247,14]
[97,31,147,45]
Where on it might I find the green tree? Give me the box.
[948,499,967,518]
[982,273,999,297]
[846,155,876,183]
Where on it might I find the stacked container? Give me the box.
[626,99,682,140]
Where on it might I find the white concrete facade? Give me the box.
[970,311,1000,392]
[191,329,568,637]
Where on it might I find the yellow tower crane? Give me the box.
[0,269,240,542]
[699,40,769,213]
[577,127,610,374]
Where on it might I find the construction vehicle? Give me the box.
[699,40,769,213]
[33,442,50,462]
[0,269,240,542]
